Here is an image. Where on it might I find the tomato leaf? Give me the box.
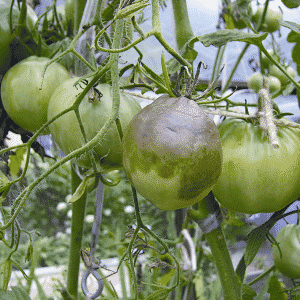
[161,52,175,97]
[0,287,31,300]
[244,224,270,266]
[192,30,268,47]
[242,284,257,300]
[280,21,300,35]
[68,176,95,203]
[8,148,26,178]
[267,274,287,300]
[292,42,300,75]
[145,288,170,300]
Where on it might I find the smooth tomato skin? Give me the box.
[272,225,300,279]
[122,95,223,211]
[213,118,300,214]
[252,6,282,33]
[47,77,141,171]
[1,56,70,134]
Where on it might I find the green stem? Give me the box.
[66,167,87,299]
[171,0,194,50]
[192,194,241,300]
[205,227,241,300]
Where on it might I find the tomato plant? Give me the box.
[272,224,300,279]
[252,6,282,33]
[122,95,223,210]
[47,77,141,171]
[0,1,37,74]
[213,118,300,214]
[1,56,70,134]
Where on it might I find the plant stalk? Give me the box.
[193,193,241,300]
[171,0,194,50]
[66,166,87,299]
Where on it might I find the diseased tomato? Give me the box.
[1,56,70,134]
[122,95,223,211]
[213,118,300,214]
[272,224,300,279]
[0,1,38,74]
[47,77,142,171]
[252,6,282,33]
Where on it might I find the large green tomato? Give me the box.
[47,77,142,171]
[213,118,300,214]
[1,56,70,134]
[0,1,37,74]
[269,65,296,87]
[252,6,282,33]
[122,95,223,211]
[272,225,300,279]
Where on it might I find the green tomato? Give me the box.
[122,95,223,211]
[269,65,296,87]
[47,77,142,171]
[252,6,282,33]
[247,72,281,94]
[272,225,300,279]
[213,118,300,214]
[1,56,70,134]
[0,1,38,74]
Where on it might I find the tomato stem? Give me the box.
[66,166,87,298]
[193,193,242,300]
[171,0,194,51]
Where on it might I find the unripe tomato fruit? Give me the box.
[213,118,300,214]
[269,65,296,87]
[47,77,141,171]
[122,95,223,211]
[1,56,70,134]
[247,72,281,94]
[252,6,282,33]
[0,1,37,74]
[272,225,300,279]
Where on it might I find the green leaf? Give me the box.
[292,42,300,75]
[287,30,300,43]
[1,260,12,292]
[192,30,268,48]
[8,148,26,178]
[267,274,287,300]
[244,224,270,266]
[280,21,300,35]
[242,284,257,300]
[0,286,31,300]
[145,288,170,300]
[161,52,175,97]
[68,176,95,203]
